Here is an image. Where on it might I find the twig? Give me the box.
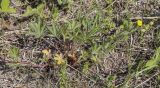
[130,16,160,20]
[1,59,48,68]
[135,72,159,88]
[106,0,117,9]
[67,64,96,83]
[3,29,28,36]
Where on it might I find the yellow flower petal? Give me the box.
[54,53,65,65]
[42,49,51,55]
[137,20,143,27]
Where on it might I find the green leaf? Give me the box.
[1,0,9,10]
[28,19,45,38]
[52,8,59,20]
[145,47,160,67]
[5,8,16,13]
[37,4,45,13]
[82,62,89,74]
[8,46,20,60]
[22,6,34,16]
[37,4,45,18]
[22,4,45,18]
[146,59,157,67]
[57,0,63,5]
[0,0,16,13]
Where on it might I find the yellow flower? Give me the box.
[137,19,143,26]
[54,53,65,65]
[42,49,51,55]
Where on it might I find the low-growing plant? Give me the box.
[59,63,68,88]
[82,62,89,74]
[8,46,20,61]
[22,4,46,18]
[67,20,81,41]
[47,23,60,37]
[57,0,73,8]
[28,18,46,38]
[7,46,22,68]
[0,0,159,87]
[105,74,116,88]
[52,8,59,21]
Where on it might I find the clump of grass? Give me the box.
[27,18,46,38]
[8,46,20,61]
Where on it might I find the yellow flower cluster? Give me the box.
[54,53,65,65]
[42,49,65,65]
